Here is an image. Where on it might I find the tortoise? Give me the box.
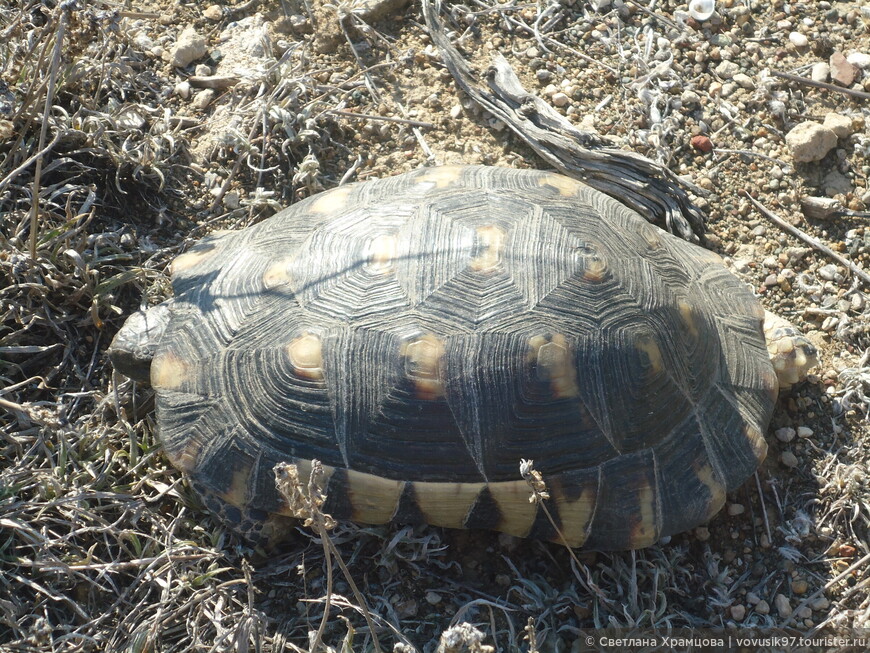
[109,165,818,550]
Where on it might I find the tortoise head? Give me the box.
[108,301,173,383]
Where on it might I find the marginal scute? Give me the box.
[488,480,538,539]
[171,243,218,275]
[345,468,404,524]
[222,465,253,508]
[413,480,485,529]
[694,462,726,520]
[286,333,324,380]
[629,483,658,549]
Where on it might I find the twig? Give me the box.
[745,192,870,289]
[327,109,435,128]
[770,71,870,101]
[28,5,69,259]
[754,471,772,546]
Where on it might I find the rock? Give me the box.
[774,593,792,618]
[823,113,853,138]
[174,81,191,99]
[746,592,761,605]
[785,122,837,162]
[727,503,745,516]
[730,604,746,621]
[789,32,809,48]
[695,526,710,541]
[797,426,814,438]
[780,451,799,468]
[551,92,570,107]
[830,52,857,86]
[732,73,755,90]
[169,25,207,68]
[203,4,223,20]
[822,170,853,196]
[715,60,740,79]
[425,591,442,605]
[756,600,770,615]
[775,427,796,442]
[846,52,870,69]
[791,579,809,595]
[810,596,830,611]
[811,62,830,83]
[691,134,714,152]
[192,89,215,109]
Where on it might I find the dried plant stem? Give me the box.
[28,6,68,259]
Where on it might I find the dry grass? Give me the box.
[2,1,869,651]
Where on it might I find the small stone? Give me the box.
[203,4,223,20]
[169,25,207,68]
[715,60,740,79]
[823,113,853,138]
[681,89,701,105]
[536,69,553,83]
[730,605,746,621]
[818,263,840,281]
[223,191,240,210]
[727,503,745,516]
[775,427,796,442]
[732,73,755,90]
[796,606,813,620]
[846,52,870,70]
[789,32,809,48]
[774,593,792,618]
[810,596,830,611]
[695,526,710,541]
[830,52,857,87]
[780,451,799,468]
[192,89,215,109]
[395,599,418,618]
[791,579,809,595]
[425,591,442,605]
[691,134,714,152]
[174,81,191,99]
[449,105,462,119]
[797,426,814,438]
[785,121,838,163]
[755,600,770,615]
[811,62,830,83]
[551,92,570,107]
[746,592,761,605]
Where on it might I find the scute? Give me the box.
[152,166,777,550]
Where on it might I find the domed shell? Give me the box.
[150,166,778,550]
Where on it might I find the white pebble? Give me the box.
[727,503,745,516]
[775,593,792,617]
[797,426,814,438]
[789,32,809,48]
[551,92,570,107]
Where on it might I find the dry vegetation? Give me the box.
[1,0,869,651]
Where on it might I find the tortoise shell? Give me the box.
[149,165,778,550]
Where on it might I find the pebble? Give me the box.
[797,426,814,438]
[203,4,223,20]
[811,596,830,611]
[791,579,809,594]
[730,604,746,621]
[732,73,755,90]
[818,263,840,281]
[775,593,792,618]
[775,427,796,442]
[789,32,809,48]
[830,52,857,86]
[169,25,207,68]
[823,113,853,138]
[755,600,770,615]
[785,121,838,162]
[746,592,761,605]
[425,591,442,605]
[174,81,192,99]
[780,451,799,468]
[727,503,745,516]
[811,62,830,83]
[846,52,870,69]
[715,60,740,79]
[695,526,711,541]
[192,89,215,109]
[552,92,570,107]
[691,134,714,152]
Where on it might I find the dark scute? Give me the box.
[463,486,502,530]
[392,482,428,525]
[322,468,353,520]
[526,502,560,542]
